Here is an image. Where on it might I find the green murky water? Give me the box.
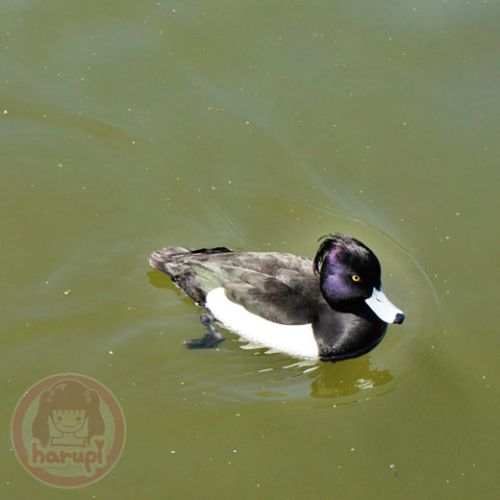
[2,1,499,498]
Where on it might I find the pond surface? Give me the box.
[1,1,499,498]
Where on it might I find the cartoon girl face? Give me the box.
[32,380,105,447]
[51,410,87,434]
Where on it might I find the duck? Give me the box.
[148,234,404,362]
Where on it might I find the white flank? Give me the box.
[205,288,319,360]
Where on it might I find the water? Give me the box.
[1,1,499,498]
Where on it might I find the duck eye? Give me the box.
[352,274,361,282]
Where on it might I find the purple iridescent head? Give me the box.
[314,234,404,324]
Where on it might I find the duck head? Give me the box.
[314,234,405,324]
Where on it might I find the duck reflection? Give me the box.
[308,356,393,399]
[148,269,171,289]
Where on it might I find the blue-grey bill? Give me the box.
[365,288,404,324]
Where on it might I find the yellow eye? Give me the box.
[352,274,361,282]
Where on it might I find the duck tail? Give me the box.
[149,246,232,270]
[148,246,190,270]
[148,245,233,305]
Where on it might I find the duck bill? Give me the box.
[365,288,405,324]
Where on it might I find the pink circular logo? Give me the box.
[11,373,126,488]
